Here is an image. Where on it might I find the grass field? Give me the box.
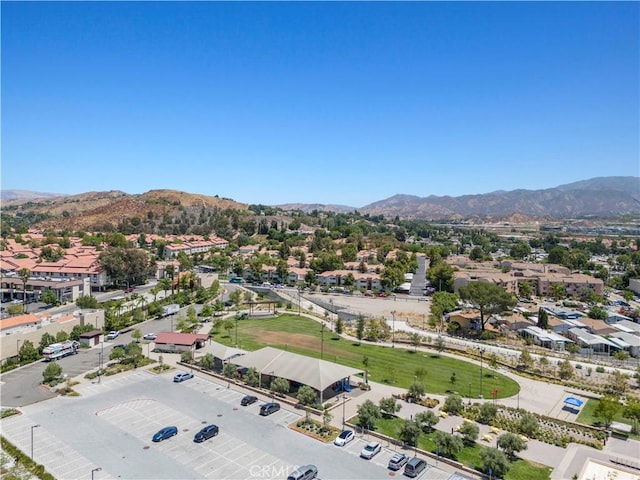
[374,416,551,480]
[215,314,520,398]
[576,399,639,440]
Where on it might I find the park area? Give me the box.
[214,314,520,398]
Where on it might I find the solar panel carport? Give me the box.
[232,346,364,401]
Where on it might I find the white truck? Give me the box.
[43,340,79,361]
[162,304,180,317]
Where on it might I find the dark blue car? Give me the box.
[152,426,178,442]
[193,424,219,443]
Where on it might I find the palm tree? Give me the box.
[166,265,176,296]
[158,278,172,299]
[18,268,31,313]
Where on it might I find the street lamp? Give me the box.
[479,348,485,398]
[16,339,22,362]
[297,288,301,316]
[342,394,347,427]
[91,467,102,480]
[30,424,40,460]
[320,323,325,360]
[391,311,396,348]
[468,383,472,405]
[235,315,239,347]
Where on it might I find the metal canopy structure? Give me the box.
[232,346,363,401]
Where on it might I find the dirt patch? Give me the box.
[245,329,359,360]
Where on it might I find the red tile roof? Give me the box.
[155,332,209,346]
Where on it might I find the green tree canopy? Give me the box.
[497,432,528,459]
[433,431,463,458]
[357,399,381,431]
[479,448,510,478]
[458,282,516,331]
[398,419,421,447]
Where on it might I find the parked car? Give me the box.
[114,344,127,351]
[173,372,194,383]
[106,330,120,340]
[333,429,355,446]
[193,424,219,443]
[241,395,258,406]
[259,402,280,416]
[286,464,317,480]
[403,457,427,477]
[152,426,178,442]
[143,333,157,340]
[388,453,409,470]
[360,441,381,459]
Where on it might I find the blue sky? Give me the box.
[2,2,638,207]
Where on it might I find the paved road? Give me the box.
[3,371,407,480]
[0,310,190,408]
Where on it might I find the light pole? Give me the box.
[98,352,103,384]
[16,339,22,362]
[297,288,301,316]
[320,323,325,360]
[391,311,396,348]
[91,467,102,480]
[517,390,520,411]
[235,315,239,347]
[468,383,471,405]
[30,424,40,460]
[342,394,347,427]
[479,348,485,398]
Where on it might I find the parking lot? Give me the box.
[2,370,404,479]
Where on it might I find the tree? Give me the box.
[407,382,425,402]
[588,305,608,320]
[409,332,423,352]
[357,400,381,430]
[356,315,366,345]
[19,340,40,362]
[622,399,640,434]
[42,290,57,305]
[430,291,459,330]
[459,421,480,445]
[479,448,510,478]
[427,262,455,293]
[335,317,344,335]
[379,397,401,417]
[518,412,539,437]
[76,295,98,309]
[223,362,237,378]
[458,282,516,330]
[229,289,243,306]
[433,431,463,458]
[322,405,333,431]
[244,367,259,387]
[443,394,464,415]
[518,281,532,299]
[537,308,549,329]
[594,395,621,428]
[414,367,428,384]
[608,370,629,396]
[435,336,445,354]
[297,385,317,406]
[200,353,215,370]
[478,402,499,424]
[558,359,574,380]
[131,328,142,343]
[222,320,235,338]
[39,332,56,353]
[551,282,566,300]
[19,267,30,313]
[614,350,630,363]
[55,330,69,343]
[398,419,421,447]
[497,432,528,459]
[126,343,143,366]
[110,346,126,362]
[414,410,439,432]
[518,349,534,370]
[43,362,63,384]
[270,377,290,395]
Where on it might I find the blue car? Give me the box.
[152,426,178,442]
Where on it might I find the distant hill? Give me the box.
[2,177,638,232]
[0,190,67,201]
[1,189,248,232]
[279,177,640,220]
[275,203,356,214]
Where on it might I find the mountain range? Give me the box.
[1,177,638,231]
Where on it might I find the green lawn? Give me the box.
[374,416,550,480]
[576,399,639,440]
[216,314,520,398]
